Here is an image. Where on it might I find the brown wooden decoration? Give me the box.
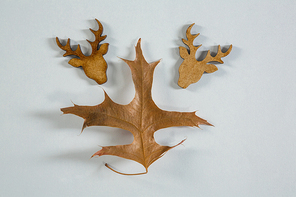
[178,23,232,88]
[61,39,212,175]
[56,19,109,84]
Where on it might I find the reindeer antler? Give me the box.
[56,38,85,58]
[178,23,232,88]
[202,43,232,64]
[181,23,201,57]
[87,19,107,55]
[56,19,109,84]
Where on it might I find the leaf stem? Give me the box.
[105,163,148,176]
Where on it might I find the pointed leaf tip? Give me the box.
[136,38,142,48]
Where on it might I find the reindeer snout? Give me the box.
[178,64,204,88]
[178,77,190,89]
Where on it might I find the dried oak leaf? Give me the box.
[62,39,212,175]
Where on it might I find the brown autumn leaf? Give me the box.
[56,19,109,84]
[61,39,212,175]
[178,23,232,88]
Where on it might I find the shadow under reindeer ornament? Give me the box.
[56,20,231,175]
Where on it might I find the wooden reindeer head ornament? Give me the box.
[56,19,109,84]
[178,23,232,88]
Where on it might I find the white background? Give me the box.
[1,0,295,196]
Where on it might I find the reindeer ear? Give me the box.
[69,58,83,68]
[179,46,189,59]
[98,43,109,55]
[204,64,218,73]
